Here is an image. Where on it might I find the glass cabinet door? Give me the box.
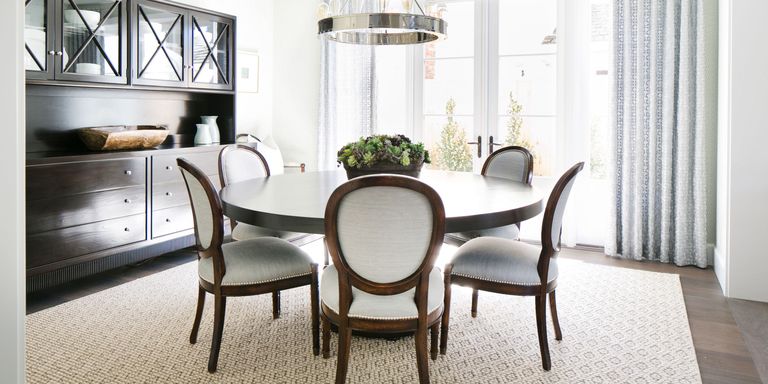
[190,12,232,90]
[133,1,186,86]
[57,0,127,83]
[25,0,54,79]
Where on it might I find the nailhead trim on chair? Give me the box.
[450,272,556,286]
[199,271,313,287]
[322,303,443,321]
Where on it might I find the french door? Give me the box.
[403,0,612,246]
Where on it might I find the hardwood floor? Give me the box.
[27,246,766,383]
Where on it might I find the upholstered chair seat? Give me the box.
[230,223,306,242]
[198,237,313,287]
[321,265,444,320]
[450,237,558,286]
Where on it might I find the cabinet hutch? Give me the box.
[24,0,238,291]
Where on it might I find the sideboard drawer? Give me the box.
[27,186,146,234]
[27,214,147,268]
[153,150,220,183]
[153,176,221,211]
[152,182,189,211]
[27,158,146,200]
[152,204,194,238]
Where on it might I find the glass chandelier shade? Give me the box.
[317,0,447,45]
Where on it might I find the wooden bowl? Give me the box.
[77,125,169,151]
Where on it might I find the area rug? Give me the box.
[26,257,702,383]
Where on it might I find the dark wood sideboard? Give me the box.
[24,0,239,292]
[26,145,231,292]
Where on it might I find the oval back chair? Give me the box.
[178,157,319,373]
[320,175,446,384]
[441,162,584,371]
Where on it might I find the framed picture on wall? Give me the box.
[237,50,259,93]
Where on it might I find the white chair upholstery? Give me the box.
[483,148,532,182]
[198,237,313,286]
[321,265,444,320]
[256,135,285,175]
[181,167,216,249]
[231,223,305,242]
[336,186,434,283]
[449,237,558,286]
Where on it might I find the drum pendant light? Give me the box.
[317,0,447,45]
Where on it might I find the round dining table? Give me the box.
[220,169,544,234]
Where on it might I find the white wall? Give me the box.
[0,0,25,382]
[174,0,275,137]
[272,0,321,168]
[717,0,768,302]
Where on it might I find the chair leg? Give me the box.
[415,321,430,384]
[335,325,352,384]
[471,289,479,318]
[272,291,281,319]
[207,295,227,373]
[549,290,562,341]
[322,316,331,359]
[439,265,453,355]
[190,286,206,344]
[430,323,439,361]
[310,265,320,356]
[323,239,330,266]
[535,294,552,371]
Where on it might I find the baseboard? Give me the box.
[714,246,728,296]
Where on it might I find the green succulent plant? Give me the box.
[337,134,431,169]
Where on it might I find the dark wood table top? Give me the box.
[220,170,544,234]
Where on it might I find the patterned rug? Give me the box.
[26,256,701,383]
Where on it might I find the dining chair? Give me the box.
[178,157,320,373]
[319,175,446,384]
[440,162,584,371]
[219,144,318,318]
[443,145,534,317]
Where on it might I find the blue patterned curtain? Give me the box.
[607,0,707,267]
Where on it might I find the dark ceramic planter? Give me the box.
[343,162,423,179]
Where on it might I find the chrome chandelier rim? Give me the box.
[318,13,447,45]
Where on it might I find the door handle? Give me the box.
[467,135,482,158]
[488,136,503,155]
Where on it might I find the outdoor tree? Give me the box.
[432,98,473,172]
[503,92,543,174]
[504,93,536,150]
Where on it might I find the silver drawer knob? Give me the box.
[165,218,171,223]
[165,192,173,197]
[48,50,55,55]
[124,170,132,175]
[124,227,130,232]
[124,198,131,204]
[165,166,173,171]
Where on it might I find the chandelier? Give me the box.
[317,0,447,45]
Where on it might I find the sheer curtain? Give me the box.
[317,38,377,170]
[607,0,707,267]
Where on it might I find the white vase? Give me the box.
[201,116,220,143]
[194,124,212,145]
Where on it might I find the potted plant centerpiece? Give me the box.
[337,134,431,179]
